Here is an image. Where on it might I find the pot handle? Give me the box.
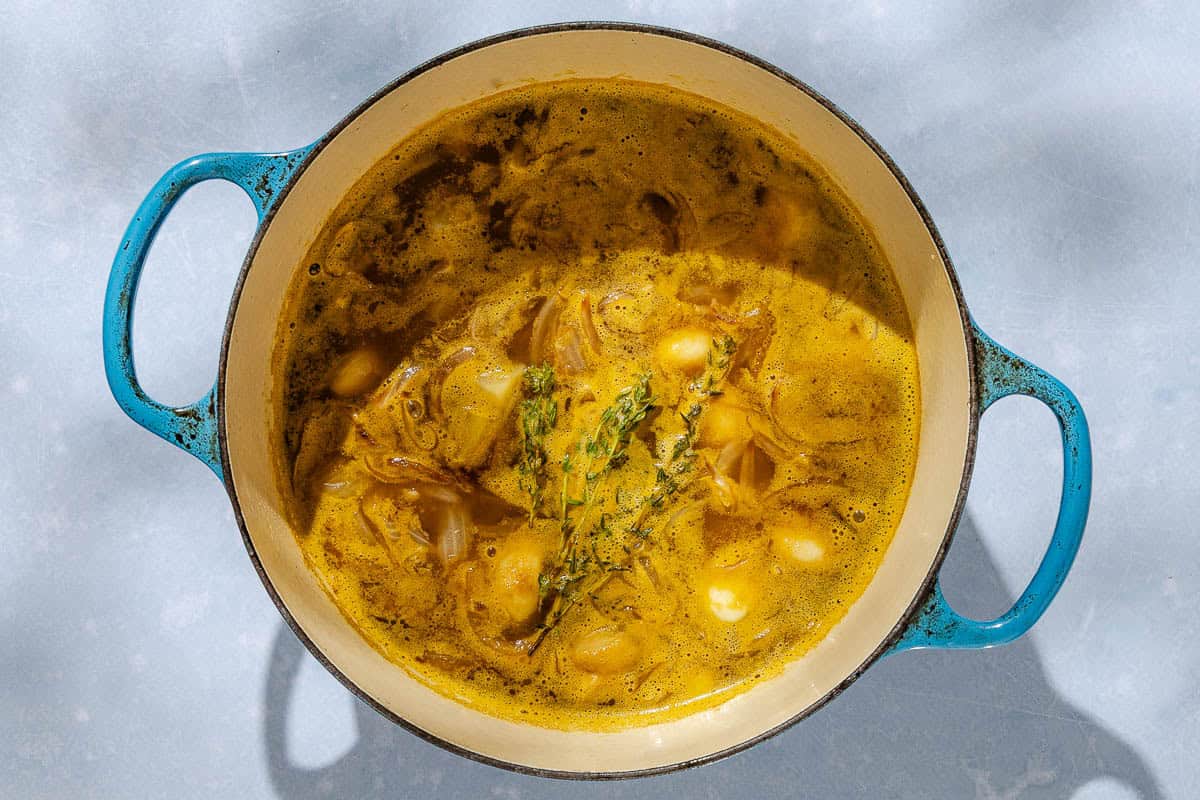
[889,320,1092,652]
[102,148,313,478]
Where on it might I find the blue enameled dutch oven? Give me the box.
[102,23,1091,778]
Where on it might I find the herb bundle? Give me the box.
[523,337,737,654]
[531,374,656,651]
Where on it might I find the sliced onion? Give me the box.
[377,514,407,541]
[408,525,431,547]
[705,306,740,325]
[705,454,738,511]
[712,474,737,510]
[637,556,661,590]
[597,290,633,313]
[557,328,589,374]
[595,289,652,335]
[437,503,470,564]
[428,345,476,421]
[355,503,404,567]
[753,432,792,463]
[766,386,866,448]
[467,306,493,341]
[662,501,704,538]
[372,363,424,409]
[700,304,758,326]
[739,442,757,490]
[321,475,366,499]
[671,191,698,248]
[699,211,754,249]
[767,386,805,448]
[715,439,748,474]
[363,453,457,486]
[747,413,795,461]
[469,295,523,342]
[351,507,376,543]
[415,483,462,504]
[399,398,437,451]
[529,292,564,364]
[579,294,603,354]
[678,283,738,308]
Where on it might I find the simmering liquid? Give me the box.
[273,80,919,729]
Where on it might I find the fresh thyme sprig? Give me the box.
[629,402,702,537]
[557,372,655,541]
[692,334,737,396]
[530,374,656,653]
[517,364,558,522]
[631,336,738,538]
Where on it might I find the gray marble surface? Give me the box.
[2,1,1196,798]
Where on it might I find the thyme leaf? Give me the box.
[631,336,738,537]
[530,374,656,653]
[517,364,557,522]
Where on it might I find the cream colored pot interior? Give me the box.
[223,28,972,774]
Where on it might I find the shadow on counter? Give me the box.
[261,514,1161,799]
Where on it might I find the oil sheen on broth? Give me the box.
[275,80,919,729]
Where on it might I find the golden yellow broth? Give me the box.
[273,79,919,729]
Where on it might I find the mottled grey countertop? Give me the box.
[2,2,1196,798]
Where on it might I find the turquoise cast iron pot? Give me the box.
[101,23,1092,778]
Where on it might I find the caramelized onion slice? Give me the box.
[529,292,564,364]
[580,294,603,354]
